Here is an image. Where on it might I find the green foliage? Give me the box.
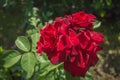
[93,20,101,29]
[31,33,40,52]
[21,52,36,79]
[0,46,3,52]
[15,36,30,52]
[80,72,94,80]
[3,50,21,68]
[66,72,80,80]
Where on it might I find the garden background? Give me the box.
[0,0,120,80]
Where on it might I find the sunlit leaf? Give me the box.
[3,50,21,68]
[21,52,36,79]
[0,46,3,52]
[31,33,40,52]
[15,36,30,52]
[93,20,101,29]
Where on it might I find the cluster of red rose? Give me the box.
[36,11,104,77]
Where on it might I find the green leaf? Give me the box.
[15,36,30,52]
[21,52,36,79]
[39,61,52,74]
[27,29,37,36]
[66,71,80,80]
[33,71,55,80]
[31,33,40,52]
[105,0,112,6]
[3,50,21,68]
[100,11,105,18]
[85,72,94,80]
[35,52,47,62]
[39,62,63,77]
[33,62,64,80]
[0,46,3,52]
[54,67,66,80]
[93,20,101,29]
[80,72,94,80]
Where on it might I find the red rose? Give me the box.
[36,17,72,64]
[66,11,96,30]
[36,11,104,77]
[64,30,104,77]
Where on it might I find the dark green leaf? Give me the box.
[105,0,112,6]
[66,71,81,80]
[80,72,94,80]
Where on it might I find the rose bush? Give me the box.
[36,11,104,77]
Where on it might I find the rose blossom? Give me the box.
[64,30,104,77]
[66,11,96,30]
[36,11,104,77]
[36,17,72,64]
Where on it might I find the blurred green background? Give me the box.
[0,0,120,80]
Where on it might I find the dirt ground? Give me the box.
[91,48,120,80]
